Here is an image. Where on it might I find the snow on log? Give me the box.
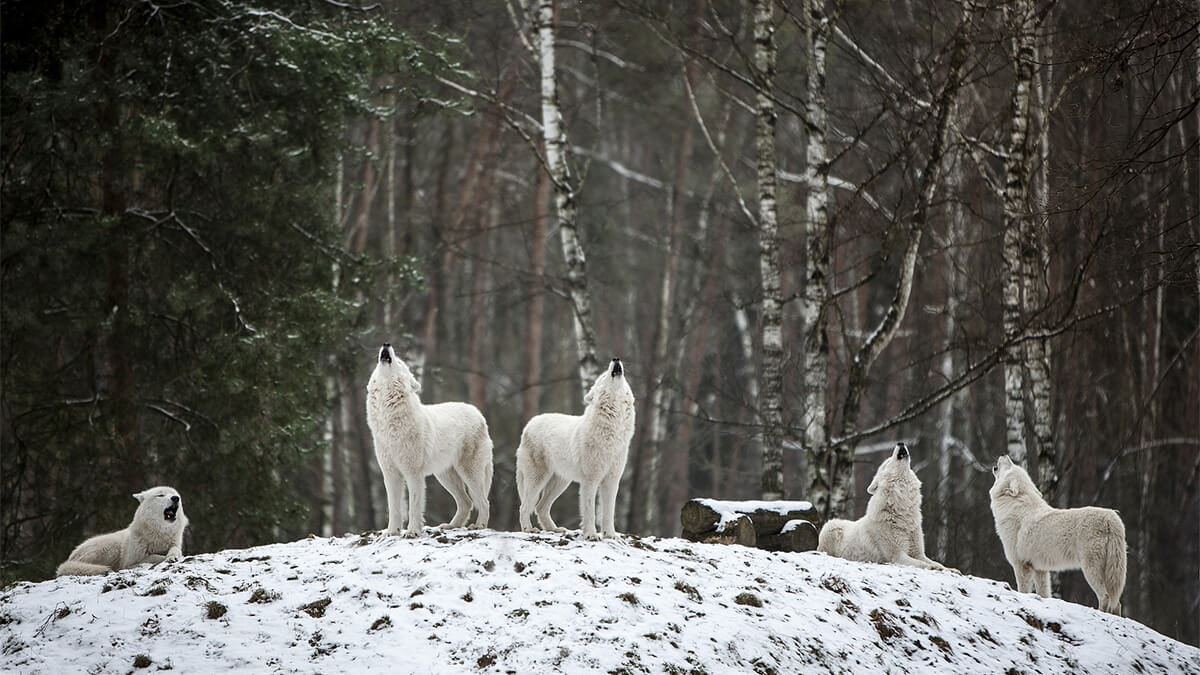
[680,513,757,548]
[680,498,819,552]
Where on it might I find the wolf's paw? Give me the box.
[582,531,601,541]
[945,567,961,575]
[601,531,621,540]
[401,528,423,539]
[468,523,487,531]
[548,526,567,534]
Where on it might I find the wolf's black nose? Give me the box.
[610,358,623,377]
[379,344,392,364]
[896,442,909,459]
[171,495,180,504]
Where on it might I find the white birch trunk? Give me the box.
[1002,0,1036,467]
[534,0,599,399]
[801,0,833,515]
[753,0,785,500]
[936,168,965,562]
[1029,32,1057,499]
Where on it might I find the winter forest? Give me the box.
[2,0,1197,647]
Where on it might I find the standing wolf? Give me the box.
[366,343,493,537]
[517,358,635,540]
[817,443,953,571]
[56,487,187,576]
[989,455,1126,614]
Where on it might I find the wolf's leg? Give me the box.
[404,473,426,538]
[1014,562,1036,594]
[535,475,570,532]
[598,472,621,539]
[1033,570,1052,597]
[578,480,600,540]
[381,468,407,536]
[895,553,944,570]
[435,468,471,529]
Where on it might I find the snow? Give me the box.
[780,519,808,534]
[2,530,1197,674]
[696,498,813,530]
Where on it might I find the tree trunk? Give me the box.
[802,0,833,516]
[1002,0,1037,467]
[753,0,785,501]
[535,0,599,399]
[1029,31,1057,500]
[522,142,550,424]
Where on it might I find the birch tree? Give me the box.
[832,34,967,517]
[753,0,786,500]
[800,0,833,514]
[1001,0,1038,468]
[533,0,600,398]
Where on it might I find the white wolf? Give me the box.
[517,358,635,540]
[56,487,187,577]
[989,455,1126,614]
[366,343,493,538]
[817,443,954,571]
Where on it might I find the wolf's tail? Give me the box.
[56,560,114,577]
[817,520,846,555]
[1101,512,1127,615]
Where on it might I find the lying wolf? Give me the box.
[366,343,494,537]
[517,358,636,540]
[990,455,1126,614]
[818,443,954,571]
[56,487,188,576]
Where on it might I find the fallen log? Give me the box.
[756,519,818,553]
[680,513,757,548]
[681,498,818,537]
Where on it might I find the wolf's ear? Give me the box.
[133,490,147,503]
[1001,477,1020,498]
[866,475,879,495]
[583,388,595,405]
[407,373,422,394]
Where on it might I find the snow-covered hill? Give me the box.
[2,530,1197,674]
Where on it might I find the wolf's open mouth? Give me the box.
[163,504,179,522]
[380,344,392,364]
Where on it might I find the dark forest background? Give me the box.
[2,0,1197,646]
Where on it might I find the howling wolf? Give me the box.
[517,358,636,540]
[57,487,188,576]
[818,443,954,571]
[990,455,1126,614]
[366,344,494,537]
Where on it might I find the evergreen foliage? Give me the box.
[0,0,443,581]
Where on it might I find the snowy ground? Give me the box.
[2,529,1197,674]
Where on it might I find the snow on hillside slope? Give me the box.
[2,530,1197,674]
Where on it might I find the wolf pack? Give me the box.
[57,344,1128,616]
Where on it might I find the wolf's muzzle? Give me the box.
[610,358,622,377]
[380,343,392,364]
[163,503,179,522]
[896,442,909,460]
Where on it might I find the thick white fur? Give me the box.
[517,359,635,540]
[56,487,188,577]
[366,344,493,538]
[818,444,953,572]
[989,455,1126,614]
